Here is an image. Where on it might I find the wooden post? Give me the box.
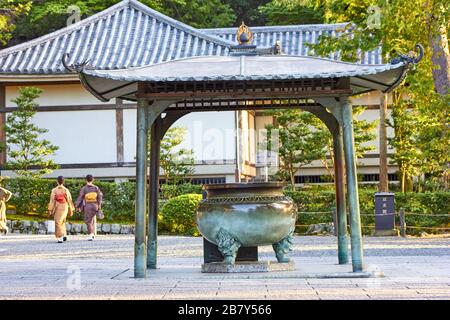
[341,96,364,272]
[0,84,6,165]
[399,208,406,237]
[115,98,124,164]
[333,129,349,264]
[379,92,389,192]
[134,98,149,278]
[332,208,338,236]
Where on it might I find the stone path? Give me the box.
[0,234,449,300]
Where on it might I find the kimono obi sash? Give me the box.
[85,192,98,203]
[54,191,67,204]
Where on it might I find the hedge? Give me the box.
[3,177,136,221]
[2,177,448,234]
[285,190,450,234]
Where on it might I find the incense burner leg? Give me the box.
[272,227,295,263]
[216,228,241,264]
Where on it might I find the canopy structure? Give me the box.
[67,5,422,278]
[80,55,409,102]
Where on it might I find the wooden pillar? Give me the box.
[147,117,161,269]
[341,96,364,272]
[379,92,389,192]
[0,84,6,165]
[115,98,124,164]
[332,128,349,264]
[134,98,149,278]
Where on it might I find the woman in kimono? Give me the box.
[48,176,75,243]
[0,185,12,235]
[76,174,103,241]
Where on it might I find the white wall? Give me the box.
[17,110,118,164]
[122,110,237,163]
[5,84,112,107]
[351,91,393,106]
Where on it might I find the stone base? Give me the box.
[371,229,399,237]
[202,261,295,273]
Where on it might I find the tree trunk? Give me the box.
[289,162,295,189]
[378,92,389,192]
[429,25,450,96]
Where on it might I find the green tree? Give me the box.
[264,109,329,188]
[387,91,421,192]
[0,0,31,46]
[1,87,59,178]
[224,0,271,26]
[158,126,195,185]
[9,0,235,45]
[259,0,324,25]
[294,0,449,190]
[321,106,378,180]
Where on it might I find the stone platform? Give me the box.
[202,261,296,273]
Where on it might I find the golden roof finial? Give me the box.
[237,21,254,45]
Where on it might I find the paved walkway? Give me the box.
[0,234,449,300]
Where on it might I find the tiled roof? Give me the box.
[203,25,383,65]
[0,0,232,74]
[0,0,383,75]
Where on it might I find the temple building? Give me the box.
[0,0,396,184]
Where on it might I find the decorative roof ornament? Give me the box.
[390,44,424,65]
[256,40,284,56]
[237,22,254,45]
[230,22,257,56]
[62,53,94,72]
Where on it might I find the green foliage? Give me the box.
[160,182,202,200]
[387,95,420,192]
[3,177,54,215]
[352,106,378,159]
[225,0,271,26]
[0,0,31,46]
[159,127,195,185]
[1,87,59,178]
[286,188,450,234]
[295,0,449,191]
[9,0,235,45]
[2,177,136,221]
[320,106,378,178]
[263,109,329,188]
[2,177,447,235]
[159,193,202,236]
[259,0,324,25]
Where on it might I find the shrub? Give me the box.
[3,177,54,215]
[159,194,202,236]
[160,183,202,200]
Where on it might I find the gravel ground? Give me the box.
[0,234,449,300]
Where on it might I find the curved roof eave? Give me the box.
[78,55,409,102]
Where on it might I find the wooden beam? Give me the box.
[0,103,135,113]
[137,89,353,100]
[0,80,80,86]
[0,84,6,165]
